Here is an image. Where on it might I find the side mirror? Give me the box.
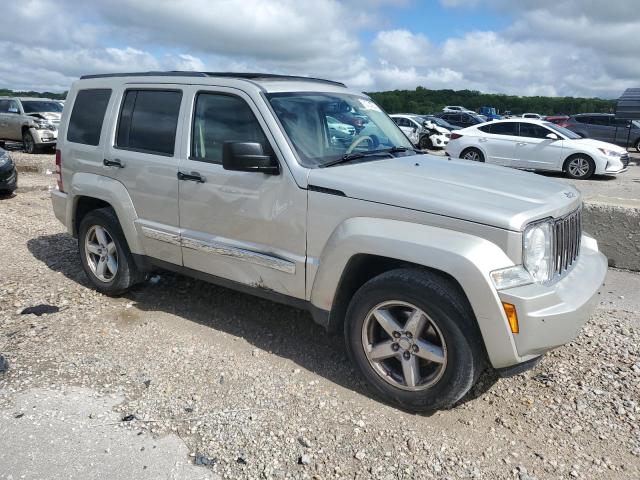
[222,142,279,175]
[546,133,559,140]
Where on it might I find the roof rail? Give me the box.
[79,71,346,87]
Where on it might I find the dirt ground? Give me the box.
[0,150,639,479]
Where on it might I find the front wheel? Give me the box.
[22,130,36,154]
[78,207,145,295]
[418,135,432,150]
[564,155,595,180]
[344,269,485,412]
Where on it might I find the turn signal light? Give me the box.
[502,302,519,334]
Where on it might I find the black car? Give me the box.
[0,147,17,194]
[434,111,485,128]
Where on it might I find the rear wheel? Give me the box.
[460,148,484,163]
[22,130,36,154]
[78,207,145,295]
[564,155,595,180]
[344,268,485,412]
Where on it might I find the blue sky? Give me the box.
[0,0,637,98]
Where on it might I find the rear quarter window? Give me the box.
[67,89,112,146]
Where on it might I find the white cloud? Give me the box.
[0,0,637,97]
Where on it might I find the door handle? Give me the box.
[103,158,124,168]
[177,171,206,183]
[479,138,488,142]
[516,142,527,147]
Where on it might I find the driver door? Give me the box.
[514,123,565,170]
[177,86,307,299]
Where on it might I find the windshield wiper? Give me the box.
[321,147,419,168]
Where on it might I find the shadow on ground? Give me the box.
[27,232,497,413]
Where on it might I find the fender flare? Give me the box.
[309,217,521,367]
[67,172,145,255]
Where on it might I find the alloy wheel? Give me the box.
[84,225,118,282]
[463,150,481,162]
[568,157,590,178]
[361,301,447,391]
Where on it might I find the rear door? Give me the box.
[103,85,185,265]
[476,122,518,166]
[0,100,9,138]
[176,86,307,298]
[514,123,564,170]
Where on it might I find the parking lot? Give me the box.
[1,148,639,479]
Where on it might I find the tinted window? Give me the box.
[67,89,112,146]
[519,123,552,139]
[0,100,8,113]
[492,122,519,135]
[116,90,182,156]
[591,116,611,126]
[191,93,268,163]
[614,118,632,128]
[574,116,589,124]
[479,122,518,135]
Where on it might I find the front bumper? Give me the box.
[32,128,58,145]
[498,234,607,360]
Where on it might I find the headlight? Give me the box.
[597,148,621,157]
[523,220,553,283]
[34,119,56,130]
[0,153,11,167]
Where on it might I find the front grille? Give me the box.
[553,208,582,275]
[621,153,630,168]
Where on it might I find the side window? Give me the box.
[0,100,8,113]
[67,89,112,146]
[491,122,519,136]
[574,116,588,124]
[191,93,269,164]
[8,100,20,113]
[116,90,182,156]
[519,123,551,139]
[478,124,492,133]
[614,118,631,128]
[391,117,400,125]
[590,116,609,126]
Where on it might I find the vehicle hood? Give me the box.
[26,112,61,124]
[307,155,581,231]
[571,138,627,154]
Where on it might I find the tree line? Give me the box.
[0,88,67,100]
[367,86,617,116]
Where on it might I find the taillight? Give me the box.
[450,133,463,140]
[55,149,64,192]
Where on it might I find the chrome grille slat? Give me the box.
[552,208,582,276]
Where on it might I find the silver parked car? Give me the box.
[51,72,607,412]
[0,97,62,153]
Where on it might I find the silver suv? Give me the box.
[51,72,607,411]
[0,97,62,153]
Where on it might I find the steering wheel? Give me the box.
[345,135,373,154]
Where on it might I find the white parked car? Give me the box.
[445,119,629,179]
[522,113,542,119]
[443,105,474,114]
[390,114,450,149]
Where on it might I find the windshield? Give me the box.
[266,92,413,167]
[422,116,455,130]
[21,100,63,114]
[543,122,581,139]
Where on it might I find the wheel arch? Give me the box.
[562,151,595,172]
[67,172,145,255]
[309,217,521,368]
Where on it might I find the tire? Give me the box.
[78,207,145,296]
[344,268,485,412]
[22,130,37,154]
[460,147,484,162]
[418,135,432,150]
[564,154,595,180]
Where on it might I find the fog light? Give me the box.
[502,302,519,334]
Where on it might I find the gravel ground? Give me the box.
[1,150,639,479]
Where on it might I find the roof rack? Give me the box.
[79,71,346,87]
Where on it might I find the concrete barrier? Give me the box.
[583,199,640,271]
